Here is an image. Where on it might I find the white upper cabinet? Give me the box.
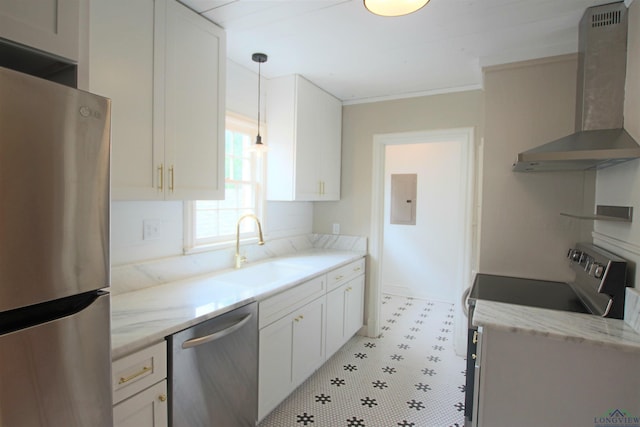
[89,0,156,199]
[0,0,80,61]
[266,75,342,201]
[157,0,225,201]
[89,0,225,200]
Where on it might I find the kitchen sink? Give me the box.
[213,261,310,286]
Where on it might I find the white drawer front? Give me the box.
[113,341,167,405]
[327,258,365,292]
[259,275,326,329]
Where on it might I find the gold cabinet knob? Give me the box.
[158,394,167,402]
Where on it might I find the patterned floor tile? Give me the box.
[258,294,466,427]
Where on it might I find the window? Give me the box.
[187,113,265,248]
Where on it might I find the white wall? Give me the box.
[382,142,463,303]
[594,1,640,287]
[110,60,313,266]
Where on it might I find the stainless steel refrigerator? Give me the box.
[0,66,113,426]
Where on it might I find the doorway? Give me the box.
[368,128,475,356]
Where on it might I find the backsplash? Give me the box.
[110,234,367,295]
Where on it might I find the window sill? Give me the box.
[183,236,261,255]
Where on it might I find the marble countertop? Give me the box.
[472,300,640,352]
[111,249,364,360]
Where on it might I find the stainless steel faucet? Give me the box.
[235,214,265,268]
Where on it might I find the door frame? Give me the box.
[367,127,476,355]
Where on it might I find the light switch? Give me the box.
[143,219,162,240]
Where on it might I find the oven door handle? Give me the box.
[461,287,471,318]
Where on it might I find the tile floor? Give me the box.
[258,294,466,427]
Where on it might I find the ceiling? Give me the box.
[178,0,624,104]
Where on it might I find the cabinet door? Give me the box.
[318,93,342,200]
[326,275,364,358]
[326,285,346,358]
[258,314,294,421]
[89,0,159,200]
[293,76,323,200]
[294,76,342,201]
[160,0,225,200]
[258,295,326,421]
[344,275,364,338]
[292,295,326,386]
[0,0,80,61]
[113,380,168,427]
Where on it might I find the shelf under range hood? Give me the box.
[512,128,640,172]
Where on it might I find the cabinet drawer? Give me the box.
[327,258,365,292]
[113,341,167,405]
[259,275,326,329]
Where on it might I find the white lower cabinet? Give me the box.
[258,258,365,421]
[473,327,640,427]
[326,275,365,358]
[113,380,168,427]
[112,341,168,427]
[258,293,326,421]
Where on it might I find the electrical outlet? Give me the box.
[332,223,340,235]
[143,220,162,240]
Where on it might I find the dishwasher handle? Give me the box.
[181,313,253,349]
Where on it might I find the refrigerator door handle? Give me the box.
[181,313,253,349]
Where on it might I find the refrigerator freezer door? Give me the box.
[0,67,111,311]
[0,292,113,426]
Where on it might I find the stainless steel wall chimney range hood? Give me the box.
[513,1,640,172]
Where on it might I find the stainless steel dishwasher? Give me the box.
[168,302,258,427]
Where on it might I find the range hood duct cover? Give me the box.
[513,1,640,172]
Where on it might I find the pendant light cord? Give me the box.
[257,60,261,139]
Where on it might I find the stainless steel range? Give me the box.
[463,242,629,426]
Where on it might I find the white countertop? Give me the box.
[472,300,640,352]
[111,250,364,359]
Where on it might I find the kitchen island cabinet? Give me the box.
[89,0,225,201]
[0,0,80,61]
[266,74,342,201]
[472,301,640,427]
[112,341,168,427]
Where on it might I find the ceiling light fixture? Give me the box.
[363,0,430,17]
[250,52,269,155]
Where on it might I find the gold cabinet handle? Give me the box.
[353,267,361,272]
[294,315,304,322]
[335,275,344,281]
[169,165,175,192]
[119,366,151,384]
[157,164,164,191]
[346,287,352,292]
[472,331,478,344]
[158,394,167,402]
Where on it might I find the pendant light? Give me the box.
[249,52,269,155]
[364,0,430,17]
